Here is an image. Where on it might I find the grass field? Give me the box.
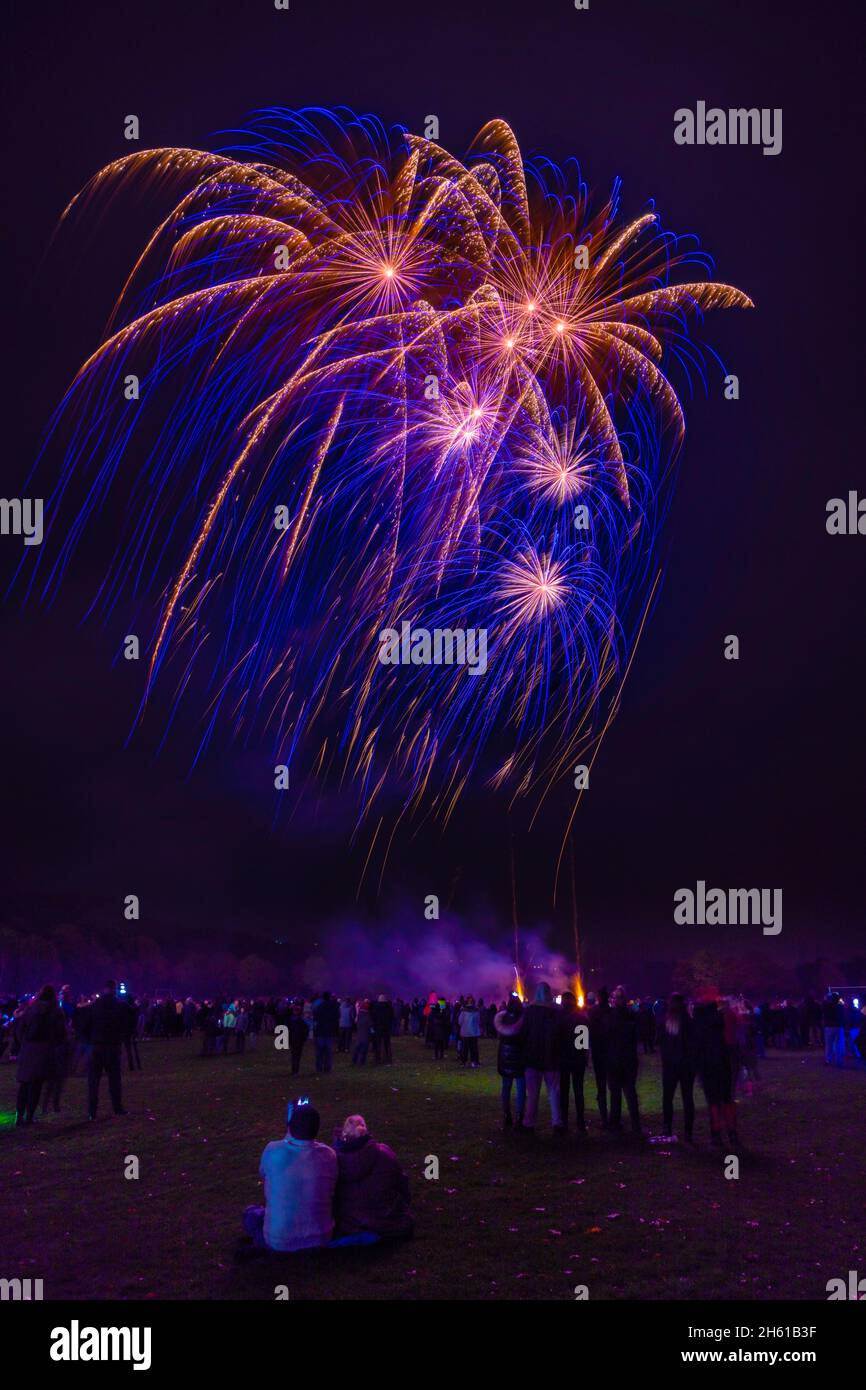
[1,1036,862,1301]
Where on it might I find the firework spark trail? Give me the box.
[23,106,753,829]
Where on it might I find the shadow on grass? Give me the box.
[225,1237,415,1298]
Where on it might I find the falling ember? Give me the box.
[570,840,584,1007]
[513,966,526,1003]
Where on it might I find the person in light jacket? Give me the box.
[458,996,482,1067]
[242,1101,337,1252]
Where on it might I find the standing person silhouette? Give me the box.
[371,995,394,1064]
[494,996,526,1128]
[522,983,563,1134]
[288,1001,309,1076]
[606,986,642,1136]
[83,980,128,1120]
[659,993,695,1142]
[588,988,611,1127]
[558,991,589,1133]
[15,986,66,1125]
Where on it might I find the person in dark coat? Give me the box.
[557,992,589,1132]
[351,999,371,1065]
[312,991,340,1073]
[606,986,642,1135]
[40,1035,71,1115]
[15,985,67,1125]
[804,994,822,1047]
[81,980,128,1119]
[692,991,736,1146]
[588,988,610,1126]
[427,999,449,1059]
[201,1004,221,1057]
[58,984,75,1025]
[521,982,563,1133]
[637,999,656,1054]
[123,996,142,1072]
[822,991,845,1067]
[659,993,695,1141]
[182,997,197,1039]
[338,998,354,1053]
[370,995,395,1064]
[494,996,526,1127]
[41,999,73,1115]
[287,1002,309,1075]
[333,1115,413,1241]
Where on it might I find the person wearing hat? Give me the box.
[242,1099,337,1252]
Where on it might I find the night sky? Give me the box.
[2,0,864,979]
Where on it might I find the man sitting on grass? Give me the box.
[242,1099,337,1253]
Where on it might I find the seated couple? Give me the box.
[242,1100,413,1253]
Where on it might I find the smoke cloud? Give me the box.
[296,914,575,1000]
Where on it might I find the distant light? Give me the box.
[855,997,860,1009]
[555,994,562,1005]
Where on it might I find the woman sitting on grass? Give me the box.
[331,1114,414,1244]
